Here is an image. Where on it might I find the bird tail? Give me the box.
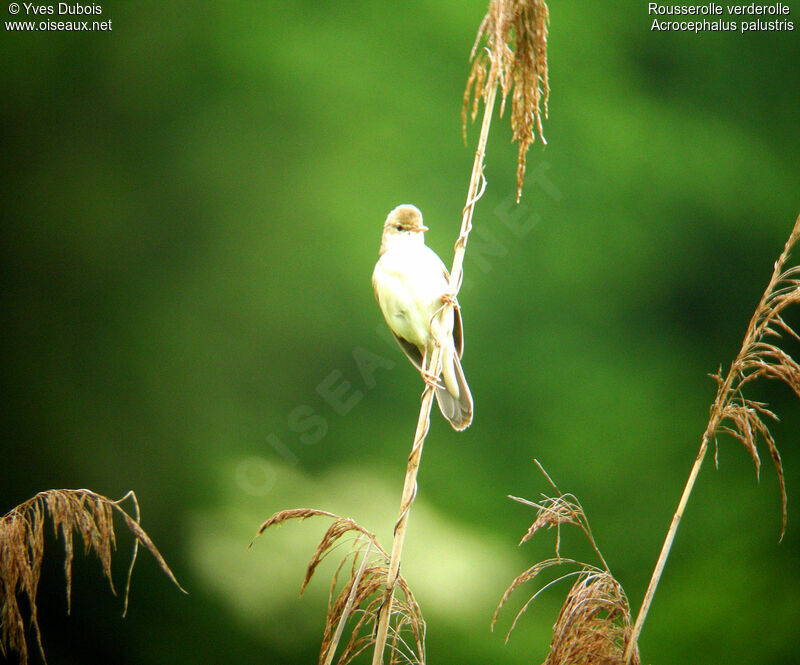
[435,351,473,431]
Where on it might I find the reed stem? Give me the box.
[370,82,498,665]
[624,213,800,663]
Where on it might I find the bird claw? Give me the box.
[441,292,458,308]
[420,369,445,391]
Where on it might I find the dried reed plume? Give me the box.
[493,462,639,665]
[371,3,550,662]
[251,509,425,665]
[0,489,185,665]
[464,0,549,201]
[624,210,800,663]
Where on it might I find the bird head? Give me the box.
[380,204,429,254]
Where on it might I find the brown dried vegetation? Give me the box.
[623,213,800,662]
[464,0,549,200]
[0,489,184,665]
[493,464,639,665]
[544,569,638,665]
[252,509,425,665]
[703,216,800,538]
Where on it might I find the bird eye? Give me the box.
[395,224,403,231]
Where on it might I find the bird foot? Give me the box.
[420,369,445,391]
[441,291,459,308]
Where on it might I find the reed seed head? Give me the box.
[464,0,550,201]
[253,509,425,665]
[706,215,800,540]
[494,466,639,665]
[0,489,184,665]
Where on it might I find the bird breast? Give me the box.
[374,242,453,350]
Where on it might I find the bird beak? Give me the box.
[414,225,429,233]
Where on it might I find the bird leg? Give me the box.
[419,349,446,390]
[421,369,445,390]
[429,291,459,328]
[440,291,459,309]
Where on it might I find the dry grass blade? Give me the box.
[323,539,372,665]
[464,0,549,200]
[515,495,580,548]
[511,460,609,569]
[492,557,583,634]
[252,507,341,540]
[252,509,425,665]
[495,465,638,664]
[0,489,185,665]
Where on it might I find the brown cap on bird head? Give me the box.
[380,204,429,254]
[385,204,425,230]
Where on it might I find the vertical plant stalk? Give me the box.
[371,83,499,665]
[373,3,549,661]
[622,438,710,663]
[324,539,373,665]
[252,509,424,665]
[624,213,800,663]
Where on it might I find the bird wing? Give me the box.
[372,261,425,370]
[392,332,425,371]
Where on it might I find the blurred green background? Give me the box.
[2,1,799,663]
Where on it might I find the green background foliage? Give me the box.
[2,2,799,663]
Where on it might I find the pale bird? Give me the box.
[372,204,473,430]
